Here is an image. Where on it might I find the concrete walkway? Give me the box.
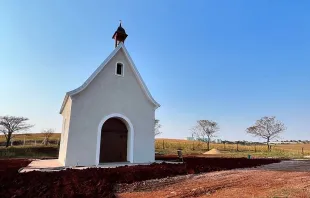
[20,159,181,173]
[20,159,65,173]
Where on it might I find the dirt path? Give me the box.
[117,160,310,198]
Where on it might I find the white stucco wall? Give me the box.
[64,49,155,166]
[58,97,72,165]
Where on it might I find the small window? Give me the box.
[116,63,123,76]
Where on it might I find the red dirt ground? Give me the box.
[118,160,310,198]
[0,157,280,198]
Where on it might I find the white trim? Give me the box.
[121,45,160,108]
[61,118,66,144]
[95,113,134,165]
[59,43,160,114]
[115,62,124,77]
[60,95,69,115]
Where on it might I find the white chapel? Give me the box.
[58,22,160,166]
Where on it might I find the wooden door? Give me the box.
[100,118,128,163]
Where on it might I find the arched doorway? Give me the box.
[99,118,128,163]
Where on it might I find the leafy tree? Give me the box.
[192,120,219,151]
[0,116,33,147]
[246,116,286,151]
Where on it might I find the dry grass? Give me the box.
[276,144,310,154]
[0,133,61,142]
[0,135,308,159]
[155,138,310,158]
[155,138,268,152]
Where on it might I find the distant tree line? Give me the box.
[191,116,287,151]
[1,115,163,147]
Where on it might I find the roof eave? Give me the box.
[59,94,69,114]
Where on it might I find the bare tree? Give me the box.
[246,116,286,151]
[191,127,204,141]
[155,119,162,136]
[0,116,33,147]
[41,128,55,146]
[192,120,219,151]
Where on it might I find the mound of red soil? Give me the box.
[0,162,187,198]
[0,159,31,173]
[0,157,280,198]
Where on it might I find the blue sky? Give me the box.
[0,1,309,141]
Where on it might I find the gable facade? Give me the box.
[58,44,159,166]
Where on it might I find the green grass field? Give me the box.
[0,146,58,159]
